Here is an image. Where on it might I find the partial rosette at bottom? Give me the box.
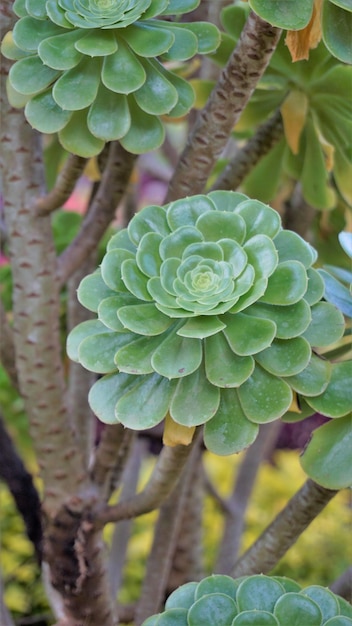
[67,191,349,453]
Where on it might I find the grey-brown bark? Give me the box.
[232,479,338,577]
[165,11,282,201]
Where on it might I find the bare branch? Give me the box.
[57,142,137,287]
[108,438,147,599]
[165,11,282,201]
[135,436,203,625]
[329,566,352,602]
[90,425,135,501]
[232,479,338,577]
[35,154,87,216]
[96,430,201,527]
[215,422,281,575]
[211,108,284,192]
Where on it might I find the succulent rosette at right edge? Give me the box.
[67,191,351,455]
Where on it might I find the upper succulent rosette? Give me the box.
[1,0,219,156]
[67,192,348,454]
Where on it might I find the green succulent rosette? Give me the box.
[67,191,349,455]
[142,574,352,626]
[1,0,219,156]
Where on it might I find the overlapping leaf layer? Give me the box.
[142,574,352,626]
[67,192,349,454]
[1,0,219,156]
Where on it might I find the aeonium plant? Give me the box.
[1,0,219,156]
[141,573,352,626]
[67,191,350,455]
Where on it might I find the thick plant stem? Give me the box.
[166,450,204,595]
[216,422,281,575]
[57,143,137,287]
[1,63,85,516]
[35,154,87,215]
[135,435,203,625]
[211,109,284,192]
[67,255,97,467]
[232,479,338,577]
[90,425,135,501]
[165,11,282,202]
[97,431,200,526]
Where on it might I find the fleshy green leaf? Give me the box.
[151,330,202,378]
[116,373,177,429]
[13,16,63,51]
[88,86,131,140]
[248,0,314,29]
[322,1,352,63]
[58,110,105,157]
[170,364,220,426]
[75,29,118,56]
[78,331,133,373]
[302,302,345,347]
[235,200,281,240]
[98,295,137,331]
[255,337,311,377]
[102,40,146,94]
[248,300,311,339]
[134,58,178,115]
[237,575,285,612]
[260,261,308,306]
[155,609,188,625]
[196,211,246,244]
[77,270,116,312]
[53,57,101,110]
[117,303,174,335]
[243,234,278,278]
[115,333,168,375]
[188,594,237,626]
[304,269,325,306]
[204,389,259,455]
[165,582,198,610]
[9,55,60,95]
[301,587,339,623]
[121,258,152,301]
[122,22,174,57]
[177,316,226,339]
[38,30,84,70]
[25,90,72,133]
[101,248,134,292]
[119,96,165,154]
[273,593,322,626]
[318,269,352,318]
[66,319,108,362]
[88,372,136,424]
[160,24,198,61]
[285,354,331,397]
[205,333,254,387]
[128,205,170,245]
[223,312,276,356]
[178,22,221,54]
[195,575,237,601]
[274,230,316,268]
[232,611,279,625]
[167,195,216,230]
[238,365,293,423]
[305,361,352,417]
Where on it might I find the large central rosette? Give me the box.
[1,0,219,156]
[67,192,346,454]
